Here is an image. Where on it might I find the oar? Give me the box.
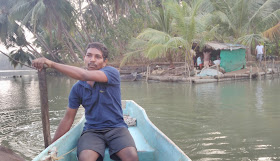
[38,67,51,148]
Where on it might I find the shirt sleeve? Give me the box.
[100,66,120,85]
[68,83,82,109]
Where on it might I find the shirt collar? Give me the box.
[78,80,93,89]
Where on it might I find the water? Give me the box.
[1,72,280,160]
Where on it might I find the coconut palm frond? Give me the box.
[9,48,35,68]
[120,49,144,67]
[236,34,267,46]
[137,28,170,41]
[145,44,167,59]
[257,10,280,31]
[248,0,277,24]
[10,0,36,21]
[197,0,214,14]
[128,38,148,50]
[165,37,186,49]
[263,22,280,40]
[152,5,172,34]
[31,1,45,31]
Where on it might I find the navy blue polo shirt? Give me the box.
[68,66,127,130]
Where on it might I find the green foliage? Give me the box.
[9,48,35,68]
[121,0,216,66]
[265,40,280,56]
[212,0,280,47]
[1,0,280,68]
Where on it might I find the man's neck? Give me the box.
[87,81,95,87]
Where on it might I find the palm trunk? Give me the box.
[33,32,57,61]
[63,36,80,63]
[63,29,85,57]
[47,0,84,58]
[78,0,92,43]
[167,50,174,68]
[247,44,253,61]
[26,43,44,57]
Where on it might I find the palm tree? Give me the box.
[81,0,151,59]
[212,0,280,60]
[0,0,42,67]
[121,3,177,66]
[122,0,217,76]
[8,48,35,68]
[9,0,84,63]
[263,22,280,55]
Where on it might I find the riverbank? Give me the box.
[118,61,280,84]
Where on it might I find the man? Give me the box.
[213,56,221,66]
[196,56,203,70]
[255,43,264,62]
[32,42,138,161]
[203,50,211,68]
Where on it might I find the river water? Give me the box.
[1,72,280,161]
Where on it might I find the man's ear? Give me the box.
[103,59,108,67]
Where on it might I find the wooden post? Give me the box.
[273,59,275,73]
[264,65,267,78]
[250,65,252,79]
[216,65,219,81]
[38,68,51,148]
[146,65,150,82]
[257,66,261,80]
[264,44,266,67]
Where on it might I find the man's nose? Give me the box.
[90,56,96,62]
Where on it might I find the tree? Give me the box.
[263,22,280,55]
[121,4,181,68]
[122,0,217,76]
[80,0,151,59]
[211,0,280,60]
[3,0,83,65]
[0,0,39,67]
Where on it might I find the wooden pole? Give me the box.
[216,65,219,81]
[264,44,266,67]
[38,68,51,148]
[273,59,275,72]
[264,65,267,78]
[146,65,149,82]
[257,66,261,80]
[250,65,252,79]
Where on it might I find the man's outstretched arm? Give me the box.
[32,57,107,82]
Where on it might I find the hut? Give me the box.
[205,42,246,72]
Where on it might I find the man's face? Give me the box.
[84,48,107,70]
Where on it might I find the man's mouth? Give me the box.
[88,63,97,69]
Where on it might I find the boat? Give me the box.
[120,72,138,81]
[33,100,191,161]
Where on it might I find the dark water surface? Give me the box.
[1,73,280,160]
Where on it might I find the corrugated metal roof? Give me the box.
[205,42,247,50]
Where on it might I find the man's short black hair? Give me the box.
[86,42,109,60]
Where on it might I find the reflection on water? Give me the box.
[1,73,280,160]
[121,80,280,161]
[0,74,83,160]
[255,82,264,112]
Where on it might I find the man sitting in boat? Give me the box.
[32,42,138,161]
